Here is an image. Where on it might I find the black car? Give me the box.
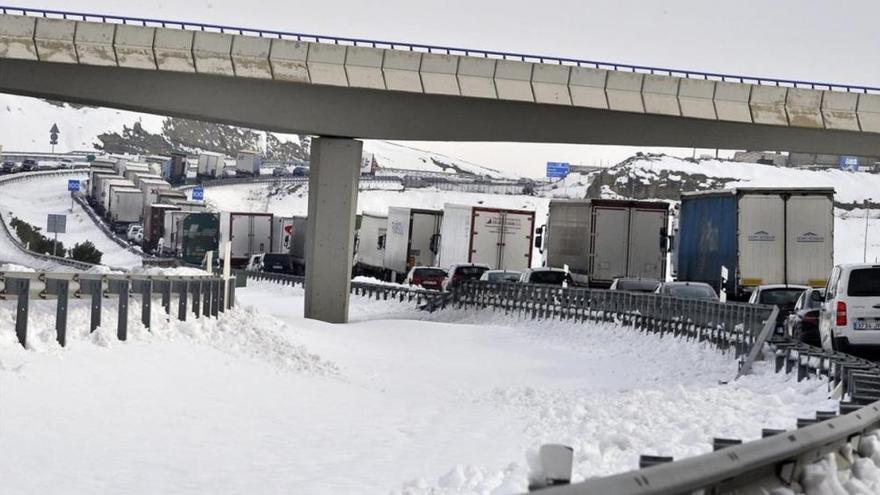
[1,161,18,173]
[260,253,296,275]
[20,159,37,172]
[784,288,825,346]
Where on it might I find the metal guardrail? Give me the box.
[0,270,234,348]
[2,5,878,94]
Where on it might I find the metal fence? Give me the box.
[2,5,878,94]
[0,270,235,348]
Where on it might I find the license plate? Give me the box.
[854,320,880,330]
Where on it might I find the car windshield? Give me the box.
[456,266,488,279]
[848,268,880,297]
[488,272,520,283]
[618,280,659,292]
[759,288,806,306]
[530,271,568,285]
[413,268,446,279]
[665,284,716,299]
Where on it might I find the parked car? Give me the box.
[246,253,265,272]
[58,158,74,169]
[609,277,661,293]
[126,224,144,244]
[784,288,825,346]
[519,267,572,287]
[655,281,719,300]
[479,270,522,283]
[1,161,18,173]
[405,266,447,291]
[820,264,880,352]
[20,159,37,172]
[748,284,809,330]
[443,263,490,291]
[260,253,296,275]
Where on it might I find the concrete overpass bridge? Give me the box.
[1,5,879,323]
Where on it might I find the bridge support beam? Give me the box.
[304,137,362,323]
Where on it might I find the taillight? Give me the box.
[836,301,848,326]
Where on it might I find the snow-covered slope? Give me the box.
[1,94,510,178]
[0,280,834,494]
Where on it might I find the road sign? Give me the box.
[192,186,204,201]
[839,155,859,172]
[67,179,80,192]
[50,123,59,146]
[47,214,66,234]
[546,162,570,178]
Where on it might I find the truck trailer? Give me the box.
[102,178,135,216]
[219,212,273,267]
[540,199,670,287]
[197,152,225,178]
[438,204,535,271]
[677,187,834,300]
[384,207,443,281]
[108,187,145,231]
[235,150,262,176]
[355,212,387,278]
[144,203,180,253]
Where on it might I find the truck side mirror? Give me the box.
[534,225,545,251]
[378,234,386,250]
[429,233,440,253]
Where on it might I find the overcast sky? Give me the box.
[15,0,880,176]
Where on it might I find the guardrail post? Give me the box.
[46,279,69,347]
[218,278,226,313]
[131,279,152,329]
[202,280,210,317]
[7,277,29,348]
[190,280,201,318]
[175,281,189,322]
[108,280,130,341]
[211,280,220,317]
[80,278,103,332]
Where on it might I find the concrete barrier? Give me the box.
[857,94,880,133]
[714,81,752,123]
[457,57,496,98]
[569,67,608,109]
[192,32,234,76]
[678,79,716,120]
[0,15,38,60]
[344,46,385,90]
[382,49,422,92]
[114,25,156,70]
[785,88,824,128]
[269,38,309,83]
[306,42,348,86]
[821,91,860,131]
[74,22,116,66]
[532,64,571,105]
[231,35,272,79]
[420,53,460,96]
[153,28,195,72]
[494,60,533,102]
[34,18,77,64]
[642,74,680,116]
[605,71,644,113]
[750,85,788,126]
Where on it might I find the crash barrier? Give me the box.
[0,169,100,271]
[239,270,443,306]
[0,270,236,348]
[177,175,402,190]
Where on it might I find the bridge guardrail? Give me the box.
[2,4,878,94]
[0,270,234,348]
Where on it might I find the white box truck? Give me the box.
[678,187,834,299]
[236,150,262,176]
[197,152,225,178]
[355,212,387,278]
[383,207,443,281]
[438,204,535,271]
[109,187,145,229]
[219,212,274,267]
[139,178,172,221]
[102,178,135,215]
[540,199,670,287]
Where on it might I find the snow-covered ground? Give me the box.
[0,173,143,269]
[0,280,835,494]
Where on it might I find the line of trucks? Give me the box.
[84,159,836,299]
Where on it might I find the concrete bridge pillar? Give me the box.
[304,137,362,323]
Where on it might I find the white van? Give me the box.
[820,264,880,351]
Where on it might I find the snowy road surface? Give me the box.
[0,281,835,494]
[0,173,143,269]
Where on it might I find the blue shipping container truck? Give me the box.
[677,188,834,300]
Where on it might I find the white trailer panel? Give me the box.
[356,213,387,270]
[384,207,412,275]
[271,216,295,253]
[627,207,668,279]
[437,204,475,269]
[109,187,144,224]
[545,201,591,274]
[737,193,786,287]
[786,194,834,287]
[590,206,629,282]
[198,152,225,177]
[219,212,273,261]
[102,178,134,213]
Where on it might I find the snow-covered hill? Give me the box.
[0,94,511,178]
